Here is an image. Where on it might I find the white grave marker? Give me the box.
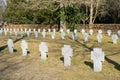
[97,33,103,43]
[21,40,28,56]
[72,32,76,41]
[34,31,38,38]
[67,29,70,35]
[51,32,55,39]
[39,42,48,60]
[98,29,102,34]
[7,39,14,53]
[42,29,46,38]
[89,29,93,35]
[112,34,118,44]
[83,33,89,42]
[91,48,105,72]
[117,30,120,37]
[61,31,65,39]
[81,29,85,35]
[62,45,73,67]
[107,30,112,36]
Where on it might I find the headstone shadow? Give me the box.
[84,61,93,70]
[0,37,25,52]
[13,49,17,52]
[105,56,120,71]
[60,57,64,63]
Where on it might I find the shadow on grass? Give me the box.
[13,49,17,52]
[60,57,64,63]
[106,52,120,56]
[105,56,120,71]
[75,40,93,51]
[0,36,25,52]
[67,36,94,51]
[107,41,113,44]
[84,61,93,70]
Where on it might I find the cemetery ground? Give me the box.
[0,32,120,80]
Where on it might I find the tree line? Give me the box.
[2,0,120,29]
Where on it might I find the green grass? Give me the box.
[0,31,120,80]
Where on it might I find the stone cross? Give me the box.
[51,32,55,39]
[72,32,76,41]
[89,29,93,35]
[34,31,38,38]
[97,33,103,43]
[91,48,105,72]
[21,40,28,56]
[48,29,51,33]
[4,28,7,36]
[67,29,70,35]
[98,29,102,34]
[107,30,112,36]
[83,33,89,42]
[39,42,48,60]
[42,29,46,38]
[61,31,65,39]
[9,28,12,36]
[38,29,40,33]
[117,30,120,37]
[7,39,14,53]
[81,29,85,35]
[62,45,73,67]
[112,34,118,44]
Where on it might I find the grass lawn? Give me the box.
[0,31,120,80]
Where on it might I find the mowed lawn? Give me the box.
[0,31,120,80]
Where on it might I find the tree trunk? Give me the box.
[89,0,94,28]
[60,2,66,31]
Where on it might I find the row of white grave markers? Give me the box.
[1,28,120,36]
[1,28,120,38]
[3,28,119,44]
[7,39,73,67]
[7,39,105,72]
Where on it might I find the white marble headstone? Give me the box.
[9,28,12,36]
[21,31,24,37]
[7,39,14,53]
[4,28,7,36]
[107,30,111,36]
[62,45,73,67]
[98,29,102,34]
[61,31,65,39]
[72,32,76,41]
[27,31,30,37]
[14,30,18,36]
[74,29,77,35]
[117,30,120,37]
[38,29,40,33]
[34,31,38,38]
[51,32,55,39]
[42,30,46,38]
[89,29,93,35]
[81,29,85,35]
[91,48,105,72]
[83,33,89,42]
[33,28,36,32]
[48,29,51,33]
[21,40,28,56]
[53,28,56,33]
[97,33,103,43]
[39,42,48,60]
[67,29,70,35]
[112,34,118,44]
[25,28,27,33]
